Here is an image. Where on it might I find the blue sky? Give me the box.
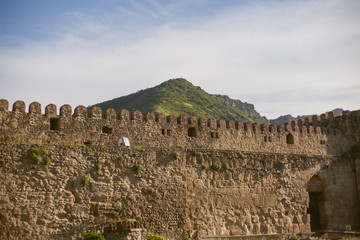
[0,0,359,119]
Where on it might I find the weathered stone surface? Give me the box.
[0,145,359,239]
[0,101,359,239]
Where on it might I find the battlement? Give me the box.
[0,99,359,156]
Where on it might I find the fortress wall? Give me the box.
[0,144,359,239]
[1,100,357,156]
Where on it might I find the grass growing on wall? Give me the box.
[148,233,165,240]
[133,164,144,173]
[28,147,51,166]
[83,232,106,240]
[82,176,89,187]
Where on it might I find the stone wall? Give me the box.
[0,143,359,239]
[0,144,188,239]
[1,99,359,157]
[1,99,359,239]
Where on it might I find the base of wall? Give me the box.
[104,230,142,240]
[200,233,313,240]
[315,230,360,239]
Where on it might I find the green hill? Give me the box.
[91,78,268,123]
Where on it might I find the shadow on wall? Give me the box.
[307,157,360,231]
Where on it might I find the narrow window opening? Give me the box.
[50,118,60,131]
[84,141,92,145]
[264,136,267,142]
[268,137,272,142]
[210,132,220,138]
[162,129,171,136]
[286,133,294,144]
[102,126,113,134]
[188,127,198,138]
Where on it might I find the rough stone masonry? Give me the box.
[0,99,359,239]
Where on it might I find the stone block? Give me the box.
[29,102,41,114]
[45,104,57,116]
[253,223,261,234]
[13,100,25,112]
[0,99,9,112]
[90,107,102,119]
[60,104,72,118]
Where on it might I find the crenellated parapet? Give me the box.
[0,99,359,156]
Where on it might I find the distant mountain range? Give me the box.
[269,108,344,125]
[91,78,343,125]
[91,78,268,123]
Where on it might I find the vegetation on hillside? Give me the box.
[91,78,268,123]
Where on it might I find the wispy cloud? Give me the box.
[0,0,359,118]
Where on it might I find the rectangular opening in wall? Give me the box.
[166,116,171,123]
[102,126,113,134]
[187,127,198,138]
[268,137,272,142]
[50,118,60,131]
[211,132,215,138]
[162,129,167,135]
[264,136,267,142]
[286,133,294,144]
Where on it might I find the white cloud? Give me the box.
[0,0,359,119]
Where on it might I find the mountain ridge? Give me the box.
[269,108,344,125]
[91,78,344,125]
